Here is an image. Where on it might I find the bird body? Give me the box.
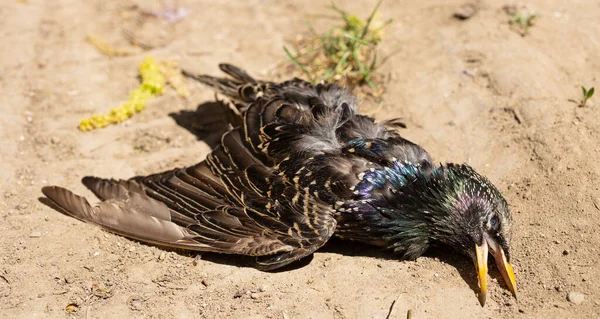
[42,64,516,305]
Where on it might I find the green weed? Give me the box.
[505,6,537,36]
[580,86,594,107]
[284,0,393,98]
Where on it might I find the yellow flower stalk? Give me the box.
[79,56,165,131]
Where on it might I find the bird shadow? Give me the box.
[319,237,399,260]
[422,247,481,296]
[168,100,238,149]
[421,246,512,303]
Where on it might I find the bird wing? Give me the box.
[43,116,336,270]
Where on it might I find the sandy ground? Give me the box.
[1,0,600,318]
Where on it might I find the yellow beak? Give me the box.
[474,237,517,306]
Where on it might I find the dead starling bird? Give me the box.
[42,64,516,305]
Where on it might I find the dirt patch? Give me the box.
[1,0,599,318]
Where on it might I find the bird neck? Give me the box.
[335,162,460,259]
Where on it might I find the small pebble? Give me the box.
[250,293,260,300]
[567,291,585,304]
[29,231,42,238]
[562,250,569,256]
[158,252,167,261]
[201,279,210,287]
[453,3,478,20]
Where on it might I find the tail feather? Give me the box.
[182,71,240,99]
[41,186,194,245]
[82,176,144,201]
[218,63,256,84]
[183,64,270,104]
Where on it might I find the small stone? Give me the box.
[158,252,167,261]
[258,285,267,292]
[250,293,260,300]
[29,231,42,238]
[201,279,209,287]
[453,3,478,20]
[562,250,569,256]
[567,291,585,304]
[50,136,60,144]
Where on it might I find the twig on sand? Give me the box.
[385,298,413,319]
[385,299,396,319]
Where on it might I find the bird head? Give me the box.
[348,161,516,305]
[429,163,516,306]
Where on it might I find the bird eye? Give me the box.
[489,216,499,229]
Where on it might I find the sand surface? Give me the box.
[1,0,599,318]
